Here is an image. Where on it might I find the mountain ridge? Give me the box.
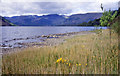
[5,13,103,26]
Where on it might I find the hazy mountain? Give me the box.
[5,13,103,26]
[63,13,102,25]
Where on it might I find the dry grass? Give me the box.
[2,29,118,74]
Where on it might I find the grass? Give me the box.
[2,29,118,74]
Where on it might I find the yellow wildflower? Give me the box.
[69,63,70,66]
[56,58,62,63]
[56,60,59,63]
[62,59,64,63]
[86,64,87,66]
[60,58,62,60]
[79,64,81,66]
[66,63,68,64]
[76,64,78,66]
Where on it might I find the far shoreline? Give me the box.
[1,25,108,27]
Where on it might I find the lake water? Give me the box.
[0,26,107,48]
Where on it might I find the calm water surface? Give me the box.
[0,26,107,48]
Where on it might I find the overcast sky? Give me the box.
[0,0,119,17]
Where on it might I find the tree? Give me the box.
[100,10,117,27]
[99,10,118,52]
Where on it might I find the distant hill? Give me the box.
[78,10,119,26]
[5,13,103,26]
[0,16,16,26]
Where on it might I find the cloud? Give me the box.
[1,0,120,2]
[0,1,119,17]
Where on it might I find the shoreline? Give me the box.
[2,31,95,55]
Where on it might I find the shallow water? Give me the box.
[0,26,107,48]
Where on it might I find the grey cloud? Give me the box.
[33,2,74,14]
[0,2,118,16]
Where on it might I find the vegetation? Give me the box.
[78,10,118,26]
[2,29,118,74]
[79,19,100,26]
[9,23,17,26]
[2,6,119,75]
[100,10,117,27]
[99,8,119,50]
[111,8,120,34]
[1,16,17,26]
[111,16,120,34]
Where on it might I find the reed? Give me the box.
[2,29,118,74]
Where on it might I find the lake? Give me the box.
[0,26,107,48]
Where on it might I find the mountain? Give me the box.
[78,10,119,26]
[0,16,16,26]
[63,13,102,25]
[5,13,103,26]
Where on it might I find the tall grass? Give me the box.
[2,29,118,74]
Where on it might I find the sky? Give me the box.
[0,0,119,17]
